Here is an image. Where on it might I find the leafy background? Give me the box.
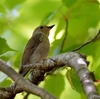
[0,0,100,99]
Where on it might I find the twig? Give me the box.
[72,30,100,51]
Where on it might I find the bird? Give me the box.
[18,25,55,77]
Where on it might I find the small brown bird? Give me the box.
[18,25,55,76]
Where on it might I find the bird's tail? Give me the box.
[18,65,30,77]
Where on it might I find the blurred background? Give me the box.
[0,0,100,99]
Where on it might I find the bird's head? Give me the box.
[34,25,55,37]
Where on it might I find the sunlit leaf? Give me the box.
[0,37,15,55]
[66,69,83,93]
[0,78,12,87]
[43,73,65,98]
[62,0,77,8]
[41,11,56,25]
[62,0,100,52]
[4,0,25,9]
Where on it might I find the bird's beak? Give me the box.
[48,25,55,29]
[45,25,55,36]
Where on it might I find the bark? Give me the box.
[0,52,99,99]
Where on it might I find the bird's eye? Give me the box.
[40,26,43,29]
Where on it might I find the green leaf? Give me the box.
[54,19,65,38]
[0,37,15,55]
[94,61,100,80]
[66,69,83,93]
[62,0,77,8]
[43,73,65,98]
[0,78,12,87]
[41,11,57,25]
[62,0,100,52]
[4,0,25,9]
[97,83,100,94]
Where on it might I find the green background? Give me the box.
[0,0,100,99]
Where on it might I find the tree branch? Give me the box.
[0,52,100,99]
[26,52,100,99]
[0,59,56,99]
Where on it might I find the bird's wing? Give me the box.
[18,33,43,76]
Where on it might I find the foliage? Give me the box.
[0,0,100,99]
